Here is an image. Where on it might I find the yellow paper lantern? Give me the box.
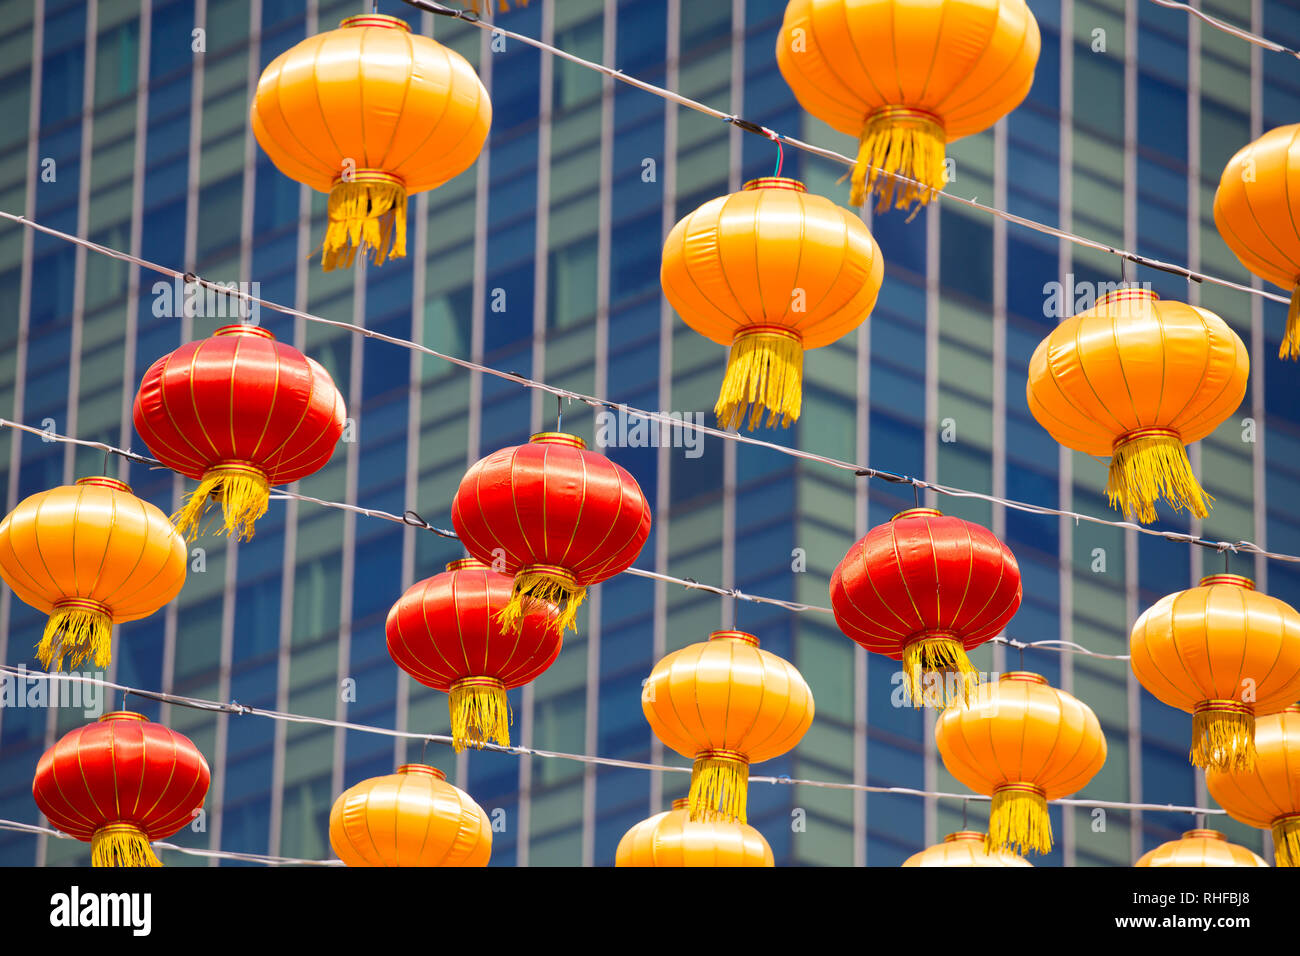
[902,831,1032,867]
[615,798,775,867]
[1206,705,1300,867]
[1134,829,1267,868]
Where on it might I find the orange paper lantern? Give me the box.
[902,831,1032,868]
[1206,705,1300,867]
[1134,829,1267,868]
[615,798,774,867]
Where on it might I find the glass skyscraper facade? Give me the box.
[1,0,1299,867]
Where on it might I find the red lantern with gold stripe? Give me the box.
[829,507,1022,707]
[450,432,652,634]
[33,711,210,867]
[386,557,562,751]
[133,324,346,541]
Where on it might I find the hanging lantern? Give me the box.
[33,711,210,867]
[329,764,491,867]
[451,432,651,635]
[935,672,1106,856]
[251,14,490,270]
[660,177,884,430]
[1213,124,1300,359]
[1026,287,1248,523]
[386,558,562,751]
[134,324,346,541]
[641,630,814,823]
[615,798,775,867]
[1130,574,1300,773]
[829,507,1021,708]
[1134,829,1267,868]
[1206,704,1300,867]
[901,831,1032,868]
[0,477,186,671]
[775,0,1040,211]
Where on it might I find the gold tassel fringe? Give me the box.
[901,636,979,709]
[986,786,1052,856]
[496,570,586,635]
[449,678,511,752]
[38,606,113,671]
[1282,286,1300,361]
[851,110,947,212]
[172,465,270,542]
[1272,817,1300,867]
[1107,431,1211,524]
[688,753,749,824]
[1190,706,1255,772]
[715,330,803,431]
[91,825,162,868]
[321,180,407,272]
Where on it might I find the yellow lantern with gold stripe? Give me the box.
[1134,829,1267,868]
[902,831,1032,868]
[615,798,775,867]
[641,630,814,823]
[775,0,1040,211]
[1206,705,1300,867]
[0,477,186,671]
[251,14,490,270]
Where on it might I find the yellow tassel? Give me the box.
[715,328,804,431]
[1282,286,1300,361]
[986,785,1052,856]
[449,678,511,752]
[172,464,270,542]
[851,108,947,212]
[1190,704,1255,772]
[1107,430,1211,524]
[496,569,585,636]
[320,179,407,272]
[1272,817,1300,867]
[38,604,113,671]
[688,752,749,823]
[901,635,979,709]
[91,824,162,868]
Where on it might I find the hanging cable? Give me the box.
[1149,0,1300,60]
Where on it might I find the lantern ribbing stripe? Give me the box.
[0,664,1226,819]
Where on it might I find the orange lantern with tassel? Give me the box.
[641,630,814,823]
[0,477,186,671]
[615,798,775,867]
[1213,124,1300,359]
[1206,704,1300,867]
[329,764,491,867]
[660,177,884,430]
[251,14,490,270]
[1134,829,1267,868]
[1026,287,1248,523]
[33,711,210,867]
[902,831,1032,868]
[1130,574,1300,772]
[385,558,562,751]
[935,672,1106,856]
[775,0,1040,211]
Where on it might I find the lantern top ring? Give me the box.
[76,476,131,493]
[213,324,273,340]
[892,507,942,521]
[742,177,806,193]
[529,432,586,449]
[999,671,1048,686]
[709,629,759,647]
[1096,286,1159,308]
[671,798,690,810]
[98,711,147,723]
[1181,829,1225,841]
[396,763,447,781]
[944,831,984,843]
[339,14,410,32]
[1198,573,1255,590]
[445,557,489,572]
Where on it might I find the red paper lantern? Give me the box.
[829,507,1022,706]
[133,324,346,541]
[33,711,210,867]
[451,432,652,634]
[386,557,562,751]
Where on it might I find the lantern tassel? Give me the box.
[715,328,803,431]
[851,108,947,212]
[91,825,162,868]
[172,463,270,542]
[986,785,1052,856]
[39,605,112,671]
[1283,286,1300,361]
[497,570,586,635]
[901,636,979,708]
[1190,705,1255,772]
[1272,817,1300,867]
[688,752,749,823]
[448,678,512,752]
[321,178,407,272]
[1107,430,1211,524]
